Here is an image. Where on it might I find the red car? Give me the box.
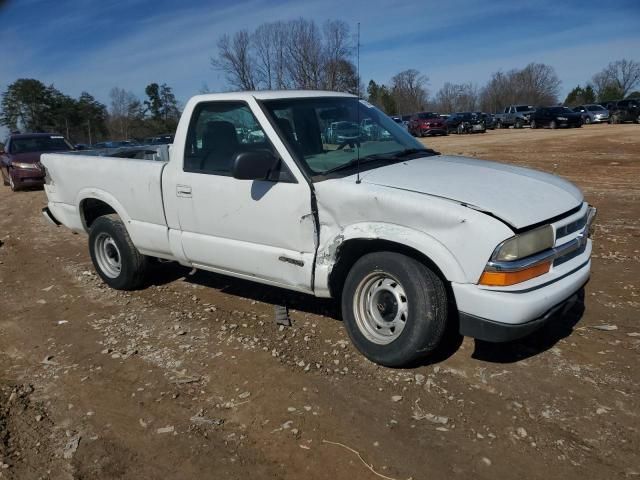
[408,112,448,137]
[0,133,73,191]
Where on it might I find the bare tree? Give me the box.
[592,59,640,98]
[322,20,353,91]
[286,18,325,90]
[479,63,560,112]
[390,69,428,114]
[109,87,140,139]
[434,82,478,112]
[211,30,257,91]
[210,18,357,92]
[516,63,561,106]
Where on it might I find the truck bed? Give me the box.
[41,148,171,257]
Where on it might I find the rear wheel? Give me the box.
[550,120,558,129]
[515,119,523,129]
[530,119,537,129]
[341,252,448,367]
[89,214,148,290]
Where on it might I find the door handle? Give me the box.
[176,184,192,197]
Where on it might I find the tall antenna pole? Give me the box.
[356,22,361,184]
[357,22,360,99]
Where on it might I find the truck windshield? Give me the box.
[10,136,73,154]
[261,97,424,176]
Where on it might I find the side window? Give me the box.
[184,101,274,175]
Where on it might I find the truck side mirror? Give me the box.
[232,151,279,181]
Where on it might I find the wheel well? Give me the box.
[81,198,117,230]
[327,238,449,299]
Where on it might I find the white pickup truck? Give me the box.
[41,91,596,367]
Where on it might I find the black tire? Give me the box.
[88,214,148,290]
[515,119,523,129]
[584,116,591,125]
[341,252,448,367]
[550,120,557,129]
[530,119,537,129]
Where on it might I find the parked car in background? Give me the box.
[326,121,361,144]
[41,90,596,367]
[408,112,447,137]
[0,133,73,191]
[143,134,175,145]
[475,112,496,130]
[92,140,138,149]
[572,104,609,124]
[608,99,640,124]
[495,105,535,129]
[530,106,583,129]
[445,112,486,134]
[391,116,408,131]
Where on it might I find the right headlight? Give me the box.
[479,225,555,286]
[492,225,554,261]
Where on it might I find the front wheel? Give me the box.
[515,119,523,129]
[550,120,558,129]
[584,116,592,124]
[341,252,448,367]
[89,214,148,290]
[530,119,537,129]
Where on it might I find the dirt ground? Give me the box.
[0,123,638,480]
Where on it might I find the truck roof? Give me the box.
[190,90,356,103]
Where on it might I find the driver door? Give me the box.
[167,100,317,292]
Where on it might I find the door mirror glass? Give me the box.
[232,151,278,181]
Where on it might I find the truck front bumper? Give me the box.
[452,241,591,342]
[458,286,584,342]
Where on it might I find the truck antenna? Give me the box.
[356,21,361,185]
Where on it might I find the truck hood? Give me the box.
[358,155,583,229]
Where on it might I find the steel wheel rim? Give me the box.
[353,272,409,345]
[94,232,122,278]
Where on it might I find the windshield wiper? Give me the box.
[320,148,440,176]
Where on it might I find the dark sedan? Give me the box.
[0,133,73,191]
[530,107,583,129]
[445,112,486,134]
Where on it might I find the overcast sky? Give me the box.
[1,0,639,138]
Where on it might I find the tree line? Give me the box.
[210,18,639,114]
[0,79,181,144]
[366,60,639,115]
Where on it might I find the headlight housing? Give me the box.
[11,162,38,169]
[492,225,554,261]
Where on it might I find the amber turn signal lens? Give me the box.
[479,261,551,287]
